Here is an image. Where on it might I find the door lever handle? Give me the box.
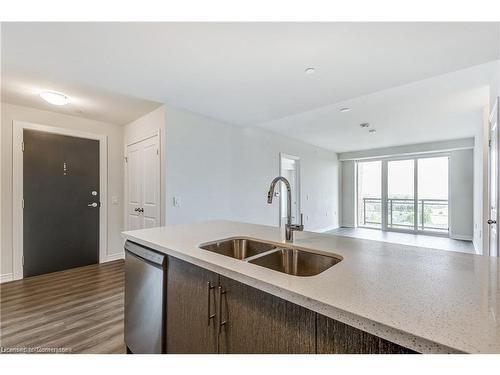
[487,219,497,225]
[88,202,98,208]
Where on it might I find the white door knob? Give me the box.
[88,202,98,208]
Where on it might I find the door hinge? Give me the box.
[156,149,159,155]
[21,199,24,209]
[22,255,24,266]
[21,141,25,152]
[124,156,128,163]
[489,139,492,148]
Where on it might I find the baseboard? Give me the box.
[313,225,339,233]
[449,232,473,241]
[472,240,482,255]
[0,273,14,283]
[103,252,125,263]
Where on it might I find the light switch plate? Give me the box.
[111,196,119,205]
[173,196,181,207]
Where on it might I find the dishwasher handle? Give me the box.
[125,240,165,266]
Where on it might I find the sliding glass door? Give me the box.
[417,157,449,233]
[357,155,449,235]
[357,161,382,228]
[387,159,415,231]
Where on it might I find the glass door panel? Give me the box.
[417,157,449,232]
[357,161,382,228]
[387,160,415,230]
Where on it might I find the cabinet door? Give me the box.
[166,256,218,353]
[316,314,416,354]
[218,276,316,354]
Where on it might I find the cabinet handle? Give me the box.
[218,286,227,334]
[207,282,215,326]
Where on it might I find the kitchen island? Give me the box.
[122,220,500,354]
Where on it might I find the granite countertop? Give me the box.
[122,220,500,354]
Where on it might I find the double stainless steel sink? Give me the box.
[200,238,341,277]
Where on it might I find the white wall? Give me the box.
[123,105,166,226]
[340,160,356,227]
[339,138,475,161]
[449,149,474,240]
[164,106,233,225]
[164,106,339,231]
[1,103,124,279]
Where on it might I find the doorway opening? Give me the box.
[279,153,301,227]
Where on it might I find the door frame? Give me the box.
[124,130,162,231]
[487,98,499,256]
[12,120,108,280]
[278,153,301,227]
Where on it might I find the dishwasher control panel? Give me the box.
[124,241,166,266]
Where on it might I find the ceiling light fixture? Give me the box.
[369,129,377,134]
[360,123,370,128]
[305,67,315,74]
[39,91,70,106]
[339,107,351,113]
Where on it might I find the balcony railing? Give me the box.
[362,197,449,232]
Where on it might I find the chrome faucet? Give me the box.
[267,176,304,242]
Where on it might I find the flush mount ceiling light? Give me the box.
[359,123,370,128]
[39,91,70,106]
[339,107,351,113]
[369,129,377,134]
[305,67,315,74]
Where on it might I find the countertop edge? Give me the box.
[122,232,466,354]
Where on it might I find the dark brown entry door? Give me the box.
[23,130,100,277]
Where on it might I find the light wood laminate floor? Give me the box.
[325,227,475,254]
[0,260,125,354]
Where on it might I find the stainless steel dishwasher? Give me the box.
[124,240,166,354]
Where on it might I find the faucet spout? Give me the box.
[267,176,303,242]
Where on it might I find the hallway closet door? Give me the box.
[126,135,160,230]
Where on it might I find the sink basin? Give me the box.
[200,238,276,260]
[248,247,341,276]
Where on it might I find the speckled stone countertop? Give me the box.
[122,220,500,354]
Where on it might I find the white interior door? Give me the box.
[127,135,160,230]
[488,98,499,257]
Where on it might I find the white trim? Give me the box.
[449,233,473,241]
[313,225,339,233]
[124,130,162,230]
[103,252,125,262]
[12,120,108,281]
[0,273,14,284]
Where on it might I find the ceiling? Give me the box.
[1,71,162,125]
[2,22,499,129]
[260,61,498,152]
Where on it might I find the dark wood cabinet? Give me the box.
[316,314,416,354]
[165,256,219,353]
[217,275,316,354]
[164,256,416,354]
